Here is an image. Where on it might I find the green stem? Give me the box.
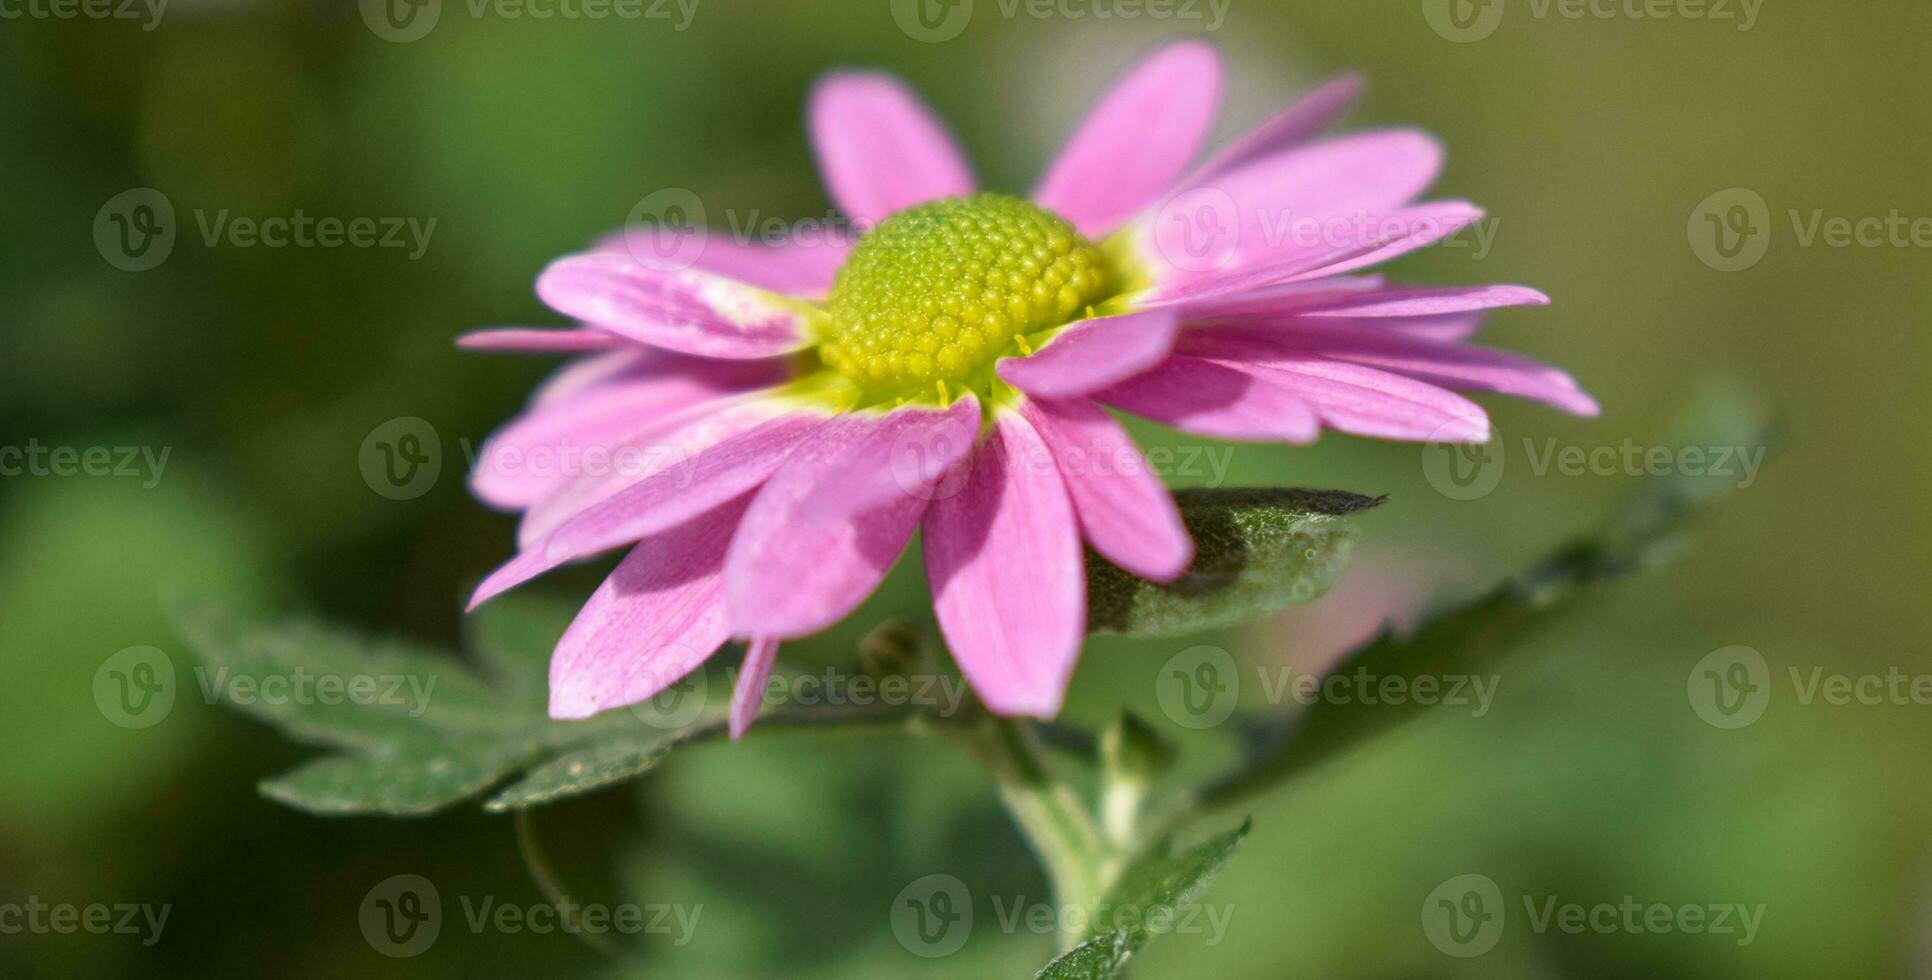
[947,713,1113,952]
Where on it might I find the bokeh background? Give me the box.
[4,0,1930,976]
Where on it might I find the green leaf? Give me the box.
[1086,489,1382,637]
[1036,818,1252,979]
[1200,386,1776,809]
[183,601,938,816]
[481,721,722,813]
[181,605,667,816]
[1035,931,1132,980]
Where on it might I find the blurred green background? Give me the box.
[4,0,1930,976]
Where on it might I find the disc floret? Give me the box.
[820,194,1113,399]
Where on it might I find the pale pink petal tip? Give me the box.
[1034,40,1224,238]
[809,72,975,226]
[457,328,630,352]
[1022,397,1193,583]
[924,413,1085,719]
[535,253,808,359]
[544,502,745,719]
[729,637,782,740]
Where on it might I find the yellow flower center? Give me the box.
[819,194,1114,398]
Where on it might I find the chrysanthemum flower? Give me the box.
[459,42,1597,737]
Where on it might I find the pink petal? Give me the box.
[541,408,833,562]
[1033,41,1224,239]
[1179,331,1490,442]
[1096,355,1320,443]
[471,360,783,511]
[467,544,574,612]
[515,392,793,550]
[1297,284,1550,318]
[1374,314,1485,342]
[1280,201,1485,282]
[545,497,750,719]
[1171,276,1388,319]
[457,328,630,352]
[724,411,947,638]
[923,412,1086,718]
[729,637,781,740]
[1187,73,1365,184]
[809,72,975,227]
[1020,398,1192,582]
[1192,322,1599,417]
[530,349,655,408]
[536,253,809,359]
[1148,201,1485,305]
[790,396,981,524]
[1139,130,1443,293]
[595,230,850,297]
[995,310,1180,398]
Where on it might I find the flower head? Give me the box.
[460,42,1597,737]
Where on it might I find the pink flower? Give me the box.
[460,42,1598,737]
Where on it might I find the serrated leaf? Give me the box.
[183,603,935,816]
[1201,386,1776,808]
[259,740,537,817]
[1035,930,1132,980]
[1091,818,1250,939]
[180,605,674,816]
[483,721,721,812]
[1036,819,1252,979]
[1086,489,1382,637]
